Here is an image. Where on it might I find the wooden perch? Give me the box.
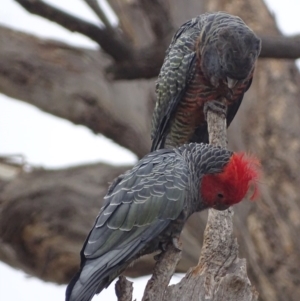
[163,102,258,300]
[173,101,258,300]
[142,243,182,301]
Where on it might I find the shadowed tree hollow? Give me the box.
[0,0,300,301]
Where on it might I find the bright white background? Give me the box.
[0,0,299,300]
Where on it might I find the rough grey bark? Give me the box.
[164,210,258,301]
[175,102,257,301]
[0,26,152,158]
[142,244,182,301]
[0,0,300,300]
[115,276,133,301]
[207,1,300,300]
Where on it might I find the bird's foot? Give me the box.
[154,237,182,261]
[154,252,163,261]
[204,100,227,120]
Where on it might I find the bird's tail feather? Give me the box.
[65,259,128,301]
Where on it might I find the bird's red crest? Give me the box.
[222,153,260,201]
[201,152,260,209]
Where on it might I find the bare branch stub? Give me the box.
[142,243,182,301]
[14,0,133,62]
[115,276,133,301]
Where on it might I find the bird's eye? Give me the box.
[217,193,224,198]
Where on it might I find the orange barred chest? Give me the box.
[175,71,245,129]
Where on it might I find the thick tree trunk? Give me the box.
[207,1,300,300]
[0,0,300,300]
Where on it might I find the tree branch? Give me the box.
[106,35,172,79]
[107,34,300,80]
[83,0,114,30]
[159,87,257,301]
[0,26,151,158]
[13,0,300,81]
[142,243,182,301]
[14,0,133,62]
[260,35,300,59]
[138,0,173,40]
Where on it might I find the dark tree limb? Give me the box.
[260,35,300,59]
[14,0,133,62]
[83,0,114,30]
[14,0,300,81]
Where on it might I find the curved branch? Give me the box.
[0,26,151,158]
[14,0,132,62]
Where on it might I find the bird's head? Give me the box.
[200,152,260,210]
[199,22,261,88]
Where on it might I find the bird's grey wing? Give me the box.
[151,19,202,151]
[66,150,190,301]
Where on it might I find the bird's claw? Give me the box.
[172,237,182,251]
[154,252,163,261]
[204,100,227,120]
[155,237,182,260]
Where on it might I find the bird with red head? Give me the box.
[66,143,260,301]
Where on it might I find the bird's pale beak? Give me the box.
[227,77,238,89]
